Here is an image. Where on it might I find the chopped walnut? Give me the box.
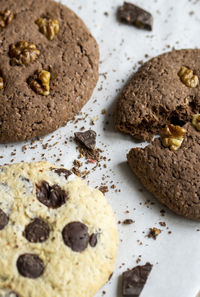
[0,9,14,28]
[178,66,199,88]
[29,70,51,96]
[9,41,40,66]
[192,114,200,131]
[160,124,186,151]
[0,77,4,90]
[36,17,59,40]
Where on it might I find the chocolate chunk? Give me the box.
[52,168,72,179]
[62,221,89,252]
[74,130,97,150]
[117,2,153,31]
[122,262,153,297]
[89,233,98,247]
[16,253,44,279]
[0,208,9,230]
[24,218,50,243]
[123,219,134,225]
[36,181,68,208]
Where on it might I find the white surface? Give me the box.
[1,0,200,296]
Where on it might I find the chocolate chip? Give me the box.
[0,208,9,230]
[74,130,96,150]
[62,222,89,252]
[122,262,153,297]
[117,2,153,31]
[36,181,68,208]
[52,168,72,179]
[16,253,44,279]
[89,233,98,247]
[24,218,50,243]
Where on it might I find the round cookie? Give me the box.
[127,122,200,221]
[0,0,99,143]
[115,49,200,141]
[0,162,118,297]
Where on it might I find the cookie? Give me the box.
[127,122,200,221]
[0,0,99,143]
[0,161,118,297]
[115,49,200,141]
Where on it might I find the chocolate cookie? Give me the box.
[127,122,200,221]
[0,0,99,143]
[0,162,118,297]
[115,49,200,141]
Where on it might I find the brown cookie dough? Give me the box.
[0,0,99,143]
[115,49,200,141]
[127,122,200,221]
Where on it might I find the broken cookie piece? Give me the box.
[117,2,153,31]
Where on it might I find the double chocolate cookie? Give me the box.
[115,49,200,141]
[0,0,99,142]
[127,122,200,221]
[0,162,118,297]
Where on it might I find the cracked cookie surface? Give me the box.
[0,0,99,143]
[0,161,118,297]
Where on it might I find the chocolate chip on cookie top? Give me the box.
[62,222,89,252]
[51,168,72,179]
[89,233,98,247]
[24,218,50,243]
[16,253,44,279]
[0,208,9,230]
[36,181,68,208]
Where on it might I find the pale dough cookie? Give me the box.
[0,162,118,297]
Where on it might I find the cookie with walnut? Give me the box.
[127,122,200,221]
[0,0,99,143]
[115,49,200,141]
[0,161,118,297]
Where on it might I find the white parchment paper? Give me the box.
[1,0,200,296]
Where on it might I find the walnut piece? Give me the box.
[160,124,186,151]
[192,114,200,131]
[0,9,14,28]
[9,41,40,66]
[0,77,4,90]
[178,66,199,88]
[36,18,59,40]
[29,70,51,96]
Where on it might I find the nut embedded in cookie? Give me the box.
[192,114,200,131]
[178,65,199,88]
[28,70,51,96]
[0,9,14,28]
[36,17,59,40]
[160,124,186,151]
[0,77,4,90]
[9,41,40,66]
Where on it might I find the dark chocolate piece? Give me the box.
[24,218,50,243]
[122,262,153,297]
[89,233,98,247]
[74,130,97,150]
[52,168,72,179]
[0,208,9,230]
[36,181,68,208]
[117,2,153,31]
[62,221,89,252]
[16,253,44,279]
[123,219,134,225]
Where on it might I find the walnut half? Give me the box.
[29,70,51,96]
[36,18,59,41]
[178,66,199,88]
[0,77,4,90]
[0,9,14,28]
[9,41,40,66]
[160,124,186,151]
[192,114,200,131]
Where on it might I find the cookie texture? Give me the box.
[0,0,99,143]
[0,162,118,297]
[127,123,200,221]
[115,49,200,141]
